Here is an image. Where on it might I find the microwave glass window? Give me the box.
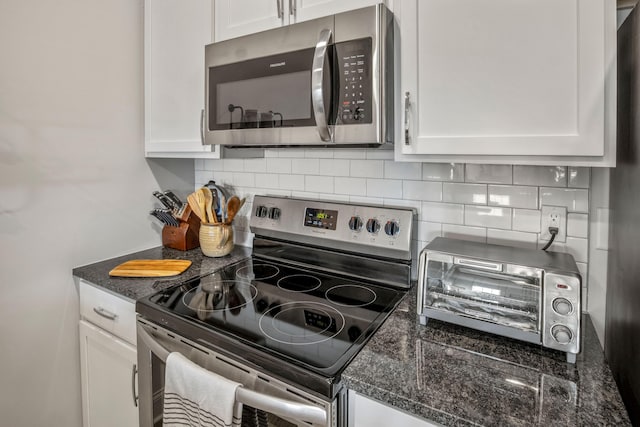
[216,71,311,128]
[425,259,541,333]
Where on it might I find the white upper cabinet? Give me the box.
[145,0,221,158]
[214,0,383,42]
[395,0,617,166]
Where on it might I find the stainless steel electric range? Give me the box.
[136,195,416,427]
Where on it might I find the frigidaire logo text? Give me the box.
[270,62,286,68]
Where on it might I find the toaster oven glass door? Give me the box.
[425,259,542,333]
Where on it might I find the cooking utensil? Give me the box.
[150,209,179,227]
[109,259,192,277]
[225,196,241,224]
[201,187,217,224]
[163,190,185,215]
[186,192,205,222]
[153,191,176,211]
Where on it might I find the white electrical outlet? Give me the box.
[541,206,567,243]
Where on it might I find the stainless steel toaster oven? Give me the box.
[417,237,581,363]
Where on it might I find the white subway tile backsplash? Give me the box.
[565,237,589,263]
[208,159,224,171]
[540,187,589,213]
[291,159,319,175]
[266,158,292,174]
[231,172,255,187]
[224,159,245,172]
[195,159,205,171]
[276,149,306,158]
[336,149,366,159]
[279,174,305,191]
[366,179,403,199]
[384,198,421,213]
[350,160,384,178]
[403,180,442,201]
[443,183,487,205]
[305,175,334,193]
[465,206,512,230]
[512,209,541,233]
[423,163,464,182]
[513,166,567,187]
[421,202,464,224]
[350,195,383,205]
[304,149,334,158]
[567,213,589,238]
[334,177,366,196]
[195,171,212,186]
[442,224,487,243]
[418,221,442,243]
[488,185,538,209]
[487,229,538,250]
[366,149,394,160]
[264,149,279,158]
[465,164,512,184]
[568,167,590,188]
[319,159,350,176]
[244,158,267,173]
[290,191,319,199]
[384,161,422,180]
[318,193,350,202]
[254,173,279,189]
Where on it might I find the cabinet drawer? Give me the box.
[79,280,136,345]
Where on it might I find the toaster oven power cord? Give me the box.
[541,226,559,251]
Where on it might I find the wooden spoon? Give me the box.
[225,196,241,224]
[195,188,209,223]
[201,187,217,224]
[187,192,205,222]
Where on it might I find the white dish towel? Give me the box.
[163,352,243,427]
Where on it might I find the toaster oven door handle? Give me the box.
[455,257,503,272]
[136,324,328,427]
[312,28,333,142]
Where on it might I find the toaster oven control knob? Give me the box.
[268,207,281,220]
[348,216,363,231]
[552,297,573,316]
[366,218,380,234]
[551,325,573,344]
[255,205,268,218]
[384,220,400,236]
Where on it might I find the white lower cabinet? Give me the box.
[349,390,440,427]
[78,280,138,427]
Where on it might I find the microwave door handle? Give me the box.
[312,28,333,142]
[137,324,328,427]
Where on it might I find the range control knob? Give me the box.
[255,205,268,218]
[268,207,281,220]
[552,298,573,316]
[384,220,400,236]
[348,216,363,231]
[366,218,380,234]
[551,325,573,344]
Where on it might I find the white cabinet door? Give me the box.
[293,0,382,24]
[214,0,285,42]
[349,391,440,427]
[79,320,138,427]
[145,0,221,158]
[396,0,616,166]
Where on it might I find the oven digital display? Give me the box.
[304,208,338,230]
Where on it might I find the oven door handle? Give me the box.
[312,28,333,142]
[137,324,328,427]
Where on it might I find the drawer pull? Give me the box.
[93,307,118,321]
[131,364,138,408]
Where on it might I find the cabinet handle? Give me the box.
[289,0,296,16]
[404,92,411,145]
[93,307,117,321]
[200,109,205,145]
[276,0,283,19]
[131,364,138,408]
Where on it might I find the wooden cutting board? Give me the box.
[109,259,192,277]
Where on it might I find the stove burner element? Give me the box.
[325,285,377,307]
[277,274,322,293]
[183,280,258,320]
[236,263,280,281]
[259,302,345,345]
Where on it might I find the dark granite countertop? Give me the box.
[342,287,631,426]
[72,245,252,302]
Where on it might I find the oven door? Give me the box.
[136,319,343,427]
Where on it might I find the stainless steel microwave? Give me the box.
[418,238,582,363]
[203,5,393,148]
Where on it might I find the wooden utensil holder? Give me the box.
[161,206,201,251]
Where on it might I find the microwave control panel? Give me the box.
[336,38,372,124]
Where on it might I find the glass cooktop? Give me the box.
[137,257,405,376]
